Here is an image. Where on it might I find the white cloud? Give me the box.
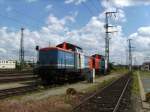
[0,48,7,53]
[102,0,150,8]
[65,0,87,5]
[6,6,12,12]
[60,0,150,65]
[0,13,78,60]
[0,12,127,64]
[62,11,78,24]
[64,16,127,65]
[137,26,150,36]
[128,26,150,64]
[46,14,65,32]
[99,5,126,24]
[116,9,126,22]
[0,6,130,67]
[45,4,53,11]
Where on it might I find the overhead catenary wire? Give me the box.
[70,0,98,29]
[1,1,98,31]
[96,0,100,5]
[82,1,96,16]
[11,9,43,28]
[90,0,100,13]
[0,13,39,30]
[0,6,45,30]
[0,13,39,61]
[1,1,99,34]
[0,13,25,28]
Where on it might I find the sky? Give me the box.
[0,0,150,65]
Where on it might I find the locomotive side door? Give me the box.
[80,53,85,70]
[74,53,80,70]
[74,48,84,72]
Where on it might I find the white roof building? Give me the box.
[141,62,150,71]
[0,60,16,69]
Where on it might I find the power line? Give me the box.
[96,0,100,4]
[82,2,96,16]
[0,13,41,30]
[0,13,24,28]
[12,9,43,28]
[90,0,100,13]
[0,13,41,62]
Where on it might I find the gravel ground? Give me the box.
[129,71,150,112]
[139,71,150,112]
[73,74,131,112]
[130,94,143,112]
[130,94,150,112]
[0,73,124,112]
[141,76,150,93]
[0,80,37,90]
[18,73,123,101]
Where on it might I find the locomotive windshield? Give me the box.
[39,50,57,65]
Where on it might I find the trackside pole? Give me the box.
[87,69,95,83]
[92,69,95,83]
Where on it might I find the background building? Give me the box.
[0,60,16,69]
[141,62,150,71]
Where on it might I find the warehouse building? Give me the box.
[141,62,150,71]
[0,60,16,69]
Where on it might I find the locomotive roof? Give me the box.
[92,54,103,57]
[39,47,75,53]
[56,42,82,51]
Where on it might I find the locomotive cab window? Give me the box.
[39,49,58,65]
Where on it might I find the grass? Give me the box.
[110,67,128,74]
[132,70,150,95]
[0,95,72,112]
[83,77,117,93]
[139,70,150,77]
[131,71,140,95]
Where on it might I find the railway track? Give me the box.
[0,71,39,99]
[72,74,132,112]
[0,71,38,83]
[0,73,34,77]
[0,85,39,99]
[0,70,33,74]
[0,75,38,84]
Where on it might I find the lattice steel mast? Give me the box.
[105,11,117,72]
[19,28,24,70]
[128,39,132,72]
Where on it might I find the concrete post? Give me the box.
[87,69,95,83]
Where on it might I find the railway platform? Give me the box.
[138,71,150,111]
